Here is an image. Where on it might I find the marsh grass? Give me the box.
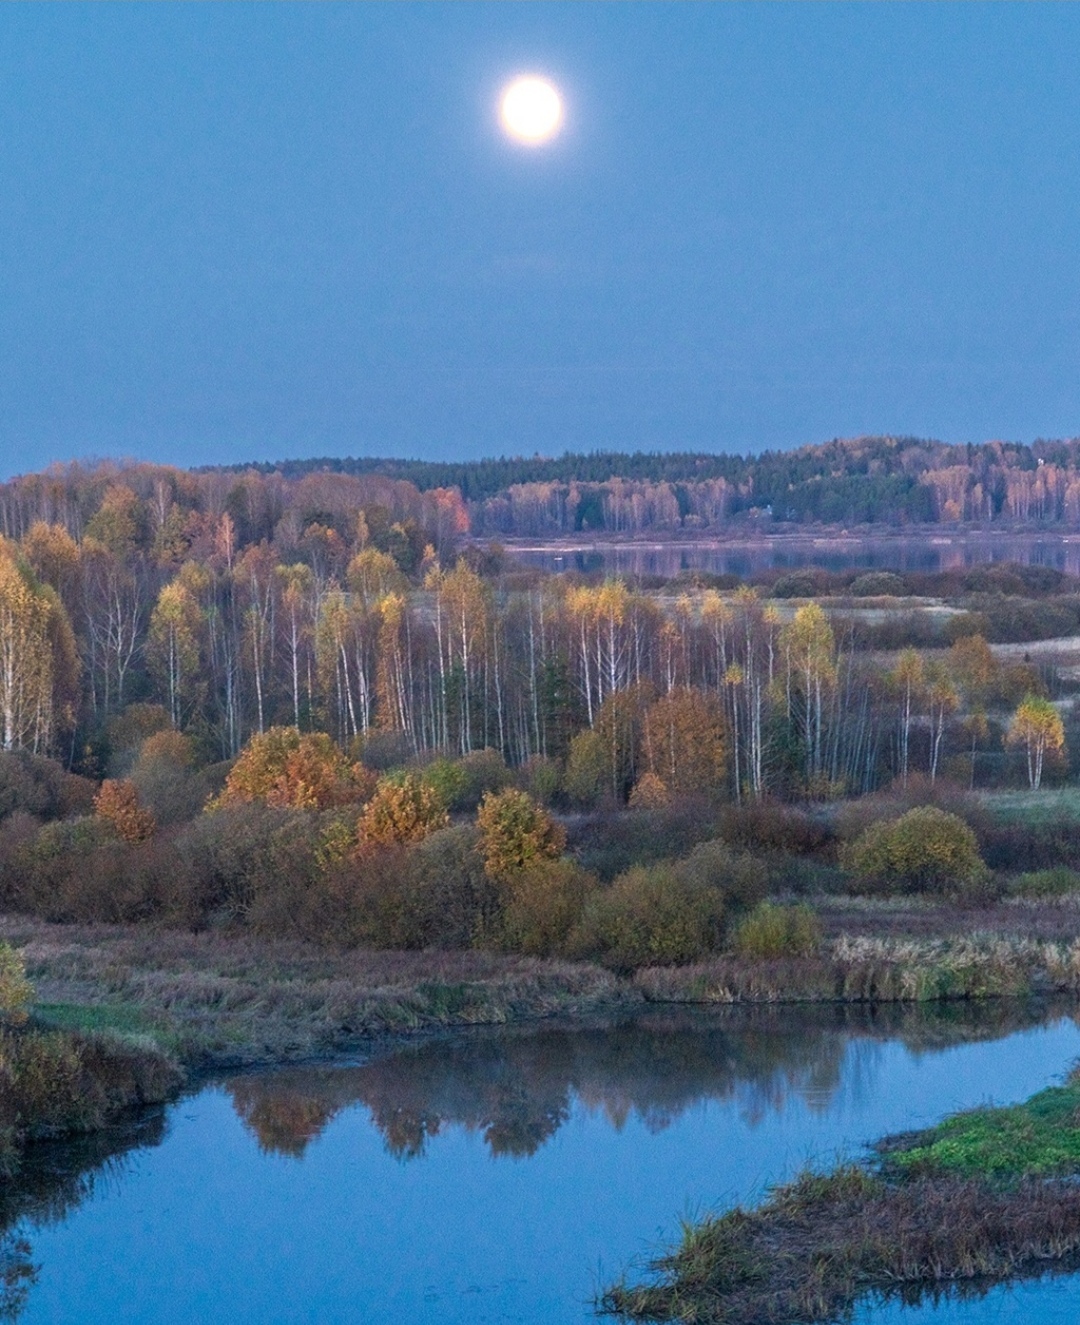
[636,931,1080,1004]
[0,917,632,1068]
[0,1019,181,1177]
[602,1063,1080,1323]
[601,1165,1080,1324]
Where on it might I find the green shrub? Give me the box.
[732,902,822,958]
[1012,868,1080,899]
[844,806,986,896]
[849,572,907,597]
[675,840,768,912]
[567,865,725,972]
[495,858,594,957]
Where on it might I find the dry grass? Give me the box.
[637,928,1080,1005]
[601,1167,1080,1324]
[0,915,632,1068]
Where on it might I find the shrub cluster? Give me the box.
[843,806,987,897]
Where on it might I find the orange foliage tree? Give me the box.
[94,778,157,843]
[641,687,727,797]
[212,726,375,811]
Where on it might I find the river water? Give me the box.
[507,534,1080,579]
[6,1002,1080,1325]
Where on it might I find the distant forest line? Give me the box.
[218,434,1080,534]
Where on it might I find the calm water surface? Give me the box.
[7,1002,1080,1325]
[509,535,1080,579]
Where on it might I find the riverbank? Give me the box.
[7,908,1080,1072]
[602,1066,1080,1323]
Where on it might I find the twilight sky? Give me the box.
[2,2,1080,478]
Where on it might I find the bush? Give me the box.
[567,864,725,972]
[476,788,566,883]
[843,806,986,896]
[326,826,499,950]
[95,779,156,843]
[174,803,306,923]
[849,572,907,597]
[732,902,822,958]
[833,774,989,844]
[516,756,561,806]
[495,858,594,957]
[356,773,449,849]
[675,839,769,912]
[569,804,719,881]
[720,800,832,857]
[1011,868,1080,899]
[0,750,94,822]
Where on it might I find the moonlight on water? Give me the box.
[499,75,563,144]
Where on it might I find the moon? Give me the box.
[499,76,563,145]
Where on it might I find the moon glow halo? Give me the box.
[500,76,563,145]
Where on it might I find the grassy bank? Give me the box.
[0,1020,181,1178]
[602,1066,1080,1324]
[0,916,633,1069]
[8,911,1080,1074]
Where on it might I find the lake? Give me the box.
[505,534,1080,579]
[5,1001,1080,1325]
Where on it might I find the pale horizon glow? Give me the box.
[499,75,563,144]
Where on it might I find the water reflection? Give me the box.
[224,1000,1076,1162]
[4,999,1080,1325]
[0,1111,166,1321]
[512,535,1080,579]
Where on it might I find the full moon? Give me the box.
[500,76,563,144]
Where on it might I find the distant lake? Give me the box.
[6,1001,1080,1325]
[504,534,1080,579]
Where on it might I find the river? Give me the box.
[505,534,1080,579]
[5,1001,1080,1324]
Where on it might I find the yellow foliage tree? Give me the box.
[476,788,566,883]
[1006,694,1066,790]
[0,539,79,754]
[356,773,449,849]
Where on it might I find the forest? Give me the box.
[221,433,1080,532]
[0,449,1076,977]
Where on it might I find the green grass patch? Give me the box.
[980,787,1080,826]
[888,1081,1080,1179]
[33,1001,176,1051]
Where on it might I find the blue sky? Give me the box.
[2,2,1080,477]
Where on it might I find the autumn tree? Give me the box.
[1006,694,1066,790]
[641,687,726,798]
[213,726,374,810]
[476,788,566,883]
[356,773,448,849]
[95,778,157,843]
[0,539,79,753]
[779,602,837,789]
[148,578,203,728]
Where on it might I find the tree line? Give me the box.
[0,459,1062,798]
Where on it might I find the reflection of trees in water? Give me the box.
[0,1110,167,1321]
[225,999,1076,1162]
